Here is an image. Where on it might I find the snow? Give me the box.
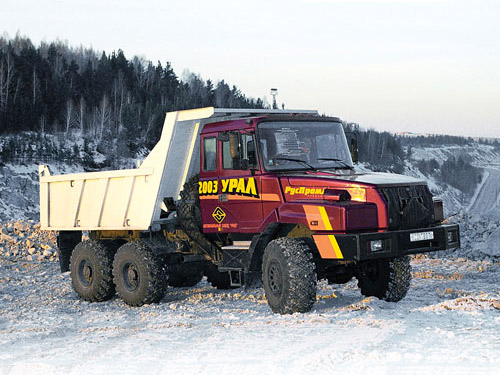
[469,168,500,219]
[411,143,500,168]
[1,141,500,373]
[0,258,499,374]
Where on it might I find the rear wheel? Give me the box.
[262,238,317,314]
[70,240,115,302]
[113,241,167,306]
[357,256,411,302]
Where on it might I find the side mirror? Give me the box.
[345,132,359,164]
[229,132,240,159]
[351,139,359,163]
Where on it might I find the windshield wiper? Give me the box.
[274,157,317,171]
[316,158,354,170]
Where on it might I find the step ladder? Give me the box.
[219,241,252,286]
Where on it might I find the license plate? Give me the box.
[410,231,434,242]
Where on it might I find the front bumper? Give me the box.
[313,224,460,261]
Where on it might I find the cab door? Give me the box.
[216,130,263,233]
[198,134,221,233]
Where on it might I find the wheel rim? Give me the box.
[122,262,140,291]
[78,258,94,287]
[268,260,282,296]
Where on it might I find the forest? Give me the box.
[0,34,264,150]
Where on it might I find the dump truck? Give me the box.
[39,107,460,314]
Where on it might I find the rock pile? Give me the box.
[0,220,57,262]
[434,213,500,261]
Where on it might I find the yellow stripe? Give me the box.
[178,122,200,199]
[327,235,343,259]
[318,206,333,231]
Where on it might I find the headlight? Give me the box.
[370,239,384,252]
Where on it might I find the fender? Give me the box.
[245,220,311,288]
[278,201,344,232]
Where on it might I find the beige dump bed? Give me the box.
[39,107,317,231]
[39,107,216,231]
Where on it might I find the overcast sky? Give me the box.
[2,0,499,137]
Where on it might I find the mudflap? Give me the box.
[56,231,82,272]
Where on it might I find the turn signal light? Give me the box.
[346,187,366,202]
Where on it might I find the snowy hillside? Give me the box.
[405,142,500,215]
[411,143,500,167]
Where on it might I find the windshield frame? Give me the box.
[256,119,354,173]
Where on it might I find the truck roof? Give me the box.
[201,109,341,134]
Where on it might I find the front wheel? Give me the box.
[357,256,411,302]
[113,241,167,306]
[262,238,317,314]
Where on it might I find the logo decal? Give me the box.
[212,207,226,223]
[285,186,325,197]
[199,177,259,198]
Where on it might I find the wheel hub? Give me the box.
[78,259,94,287]
[123,262,140,291]
[83,264,92,282]
[268,260,282,296]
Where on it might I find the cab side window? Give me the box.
[203,137,217,171]
[221,131,257,170]
[222,140,233,169]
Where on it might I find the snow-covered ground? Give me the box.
[1,142,500,374]
[1,257,499,375]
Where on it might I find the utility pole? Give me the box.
[270,88,278,109]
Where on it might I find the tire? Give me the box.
[112,241,167,306]
[357,256,411,302]
[262,237,317,314]
[204,262,237,290]
[70,240,115,302]
[168,263,204,288]
[177,174,203,241]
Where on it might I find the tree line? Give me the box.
[0,33,264,155]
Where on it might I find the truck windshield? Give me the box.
[257,121,354,171]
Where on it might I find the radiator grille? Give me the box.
[378,185,434,230]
